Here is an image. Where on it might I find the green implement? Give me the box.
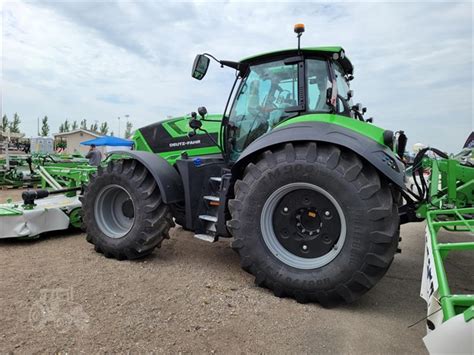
[415,152,473,352]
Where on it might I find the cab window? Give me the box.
[332,61,352,115]
[229,60,299,155]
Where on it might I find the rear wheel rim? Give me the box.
[94,184,135,238]
[260,182,346,270]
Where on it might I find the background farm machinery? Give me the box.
[0,152,89,188]
[0,152,96,239]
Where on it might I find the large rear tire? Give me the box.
[82,159,174,260]
[228,142,399,305]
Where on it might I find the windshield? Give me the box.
[228,58,333,159]
[229,60,299,154]
[307,59,332,113]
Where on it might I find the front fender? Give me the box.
[108,150,184,204]
[231,122,406,190]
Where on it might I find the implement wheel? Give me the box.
[82,159,174,260]
[228,142,399,305]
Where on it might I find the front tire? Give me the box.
[228,142,399,305]
[82,159,174,260]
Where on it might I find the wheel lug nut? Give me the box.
[301,228,306,233]
[297,222,301,227]
[302,244,308,251]
[316,229,320,233]
[309,231,313,236]
[324,210,331,217]
[283,207,288,213]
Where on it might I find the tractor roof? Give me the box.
[240,46,353,75]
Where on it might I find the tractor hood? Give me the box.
[133,114,223,164]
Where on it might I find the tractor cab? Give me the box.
[226,49,354,160]
[191,26,355,161]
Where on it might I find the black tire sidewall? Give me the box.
[238,159,388,292]
[84,169,151,251]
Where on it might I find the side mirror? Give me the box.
[192,54,210,80]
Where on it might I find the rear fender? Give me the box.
[231,121,406,190]
[108,150,184,204]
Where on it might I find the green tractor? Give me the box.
[82,25,411,305]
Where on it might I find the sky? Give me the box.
[1,0,473,153]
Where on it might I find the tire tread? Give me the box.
[228,142,399,305]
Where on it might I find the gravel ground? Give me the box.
[0,189,472,353]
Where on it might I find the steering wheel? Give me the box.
[261,102,280,114]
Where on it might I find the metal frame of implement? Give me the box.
[417,154,474,330]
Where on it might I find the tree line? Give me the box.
[2,113,134,139]
[1,113,21,134]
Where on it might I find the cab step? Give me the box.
[199,214,218,223]
[203,195,220,202]
[194,234,217,243]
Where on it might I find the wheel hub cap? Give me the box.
[273,189,341,258]
[261,182,346,269]
[94,184,135,239]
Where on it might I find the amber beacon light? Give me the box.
[294,23,305,34]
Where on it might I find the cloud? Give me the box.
[2,0,472,152]
[96,94,134,105]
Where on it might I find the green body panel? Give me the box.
[158,146,221,165]
[161,115,221,138]
[132,114,223,165]
[276,113,386,146]
[133,129,155,152]
[133,112,389,165]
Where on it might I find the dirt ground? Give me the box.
[0,189,472,353]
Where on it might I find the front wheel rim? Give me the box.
[94,184,135,238]
[260,182,346,270]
